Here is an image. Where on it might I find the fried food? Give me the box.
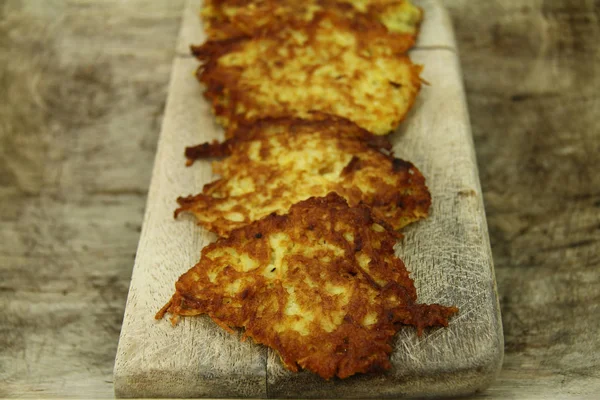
[175,118,431,237]
[184,115,392,161]
[184,114,392,161]
[201,0,423,41]
[157,194,458,379]
[192,10,422,137]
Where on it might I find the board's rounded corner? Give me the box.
[456,330,505,396]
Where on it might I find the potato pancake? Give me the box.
[184,115,392,161]
[175,119,431,236]
[201,0,423,41]
[157,194,458,379]
[192,10,422,136]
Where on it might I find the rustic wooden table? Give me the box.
[1,0,598,398]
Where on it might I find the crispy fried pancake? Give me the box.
[175,119,431,236]
[201,0,423,41]
[157,194,458,379]
[184,115,392,161]
[192,11,422,136]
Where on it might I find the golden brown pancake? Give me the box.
[201,0,423,41]
[192,10,422,137]
[184,114,392,160]
[176,118,431,237]
[157,194,458,379]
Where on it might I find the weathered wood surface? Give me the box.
[114,0,501,397]
[0,1,186,397]
[0,0,598,398]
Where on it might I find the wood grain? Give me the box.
[446,1,600,397]
[0,1,184,397]
[1,0,599,398]
[113,1,502,397]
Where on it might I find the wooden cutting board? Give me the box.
[113,0,503,397]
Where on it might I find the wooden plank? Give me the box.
[114,0,503,397]
[413,0,457,50]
